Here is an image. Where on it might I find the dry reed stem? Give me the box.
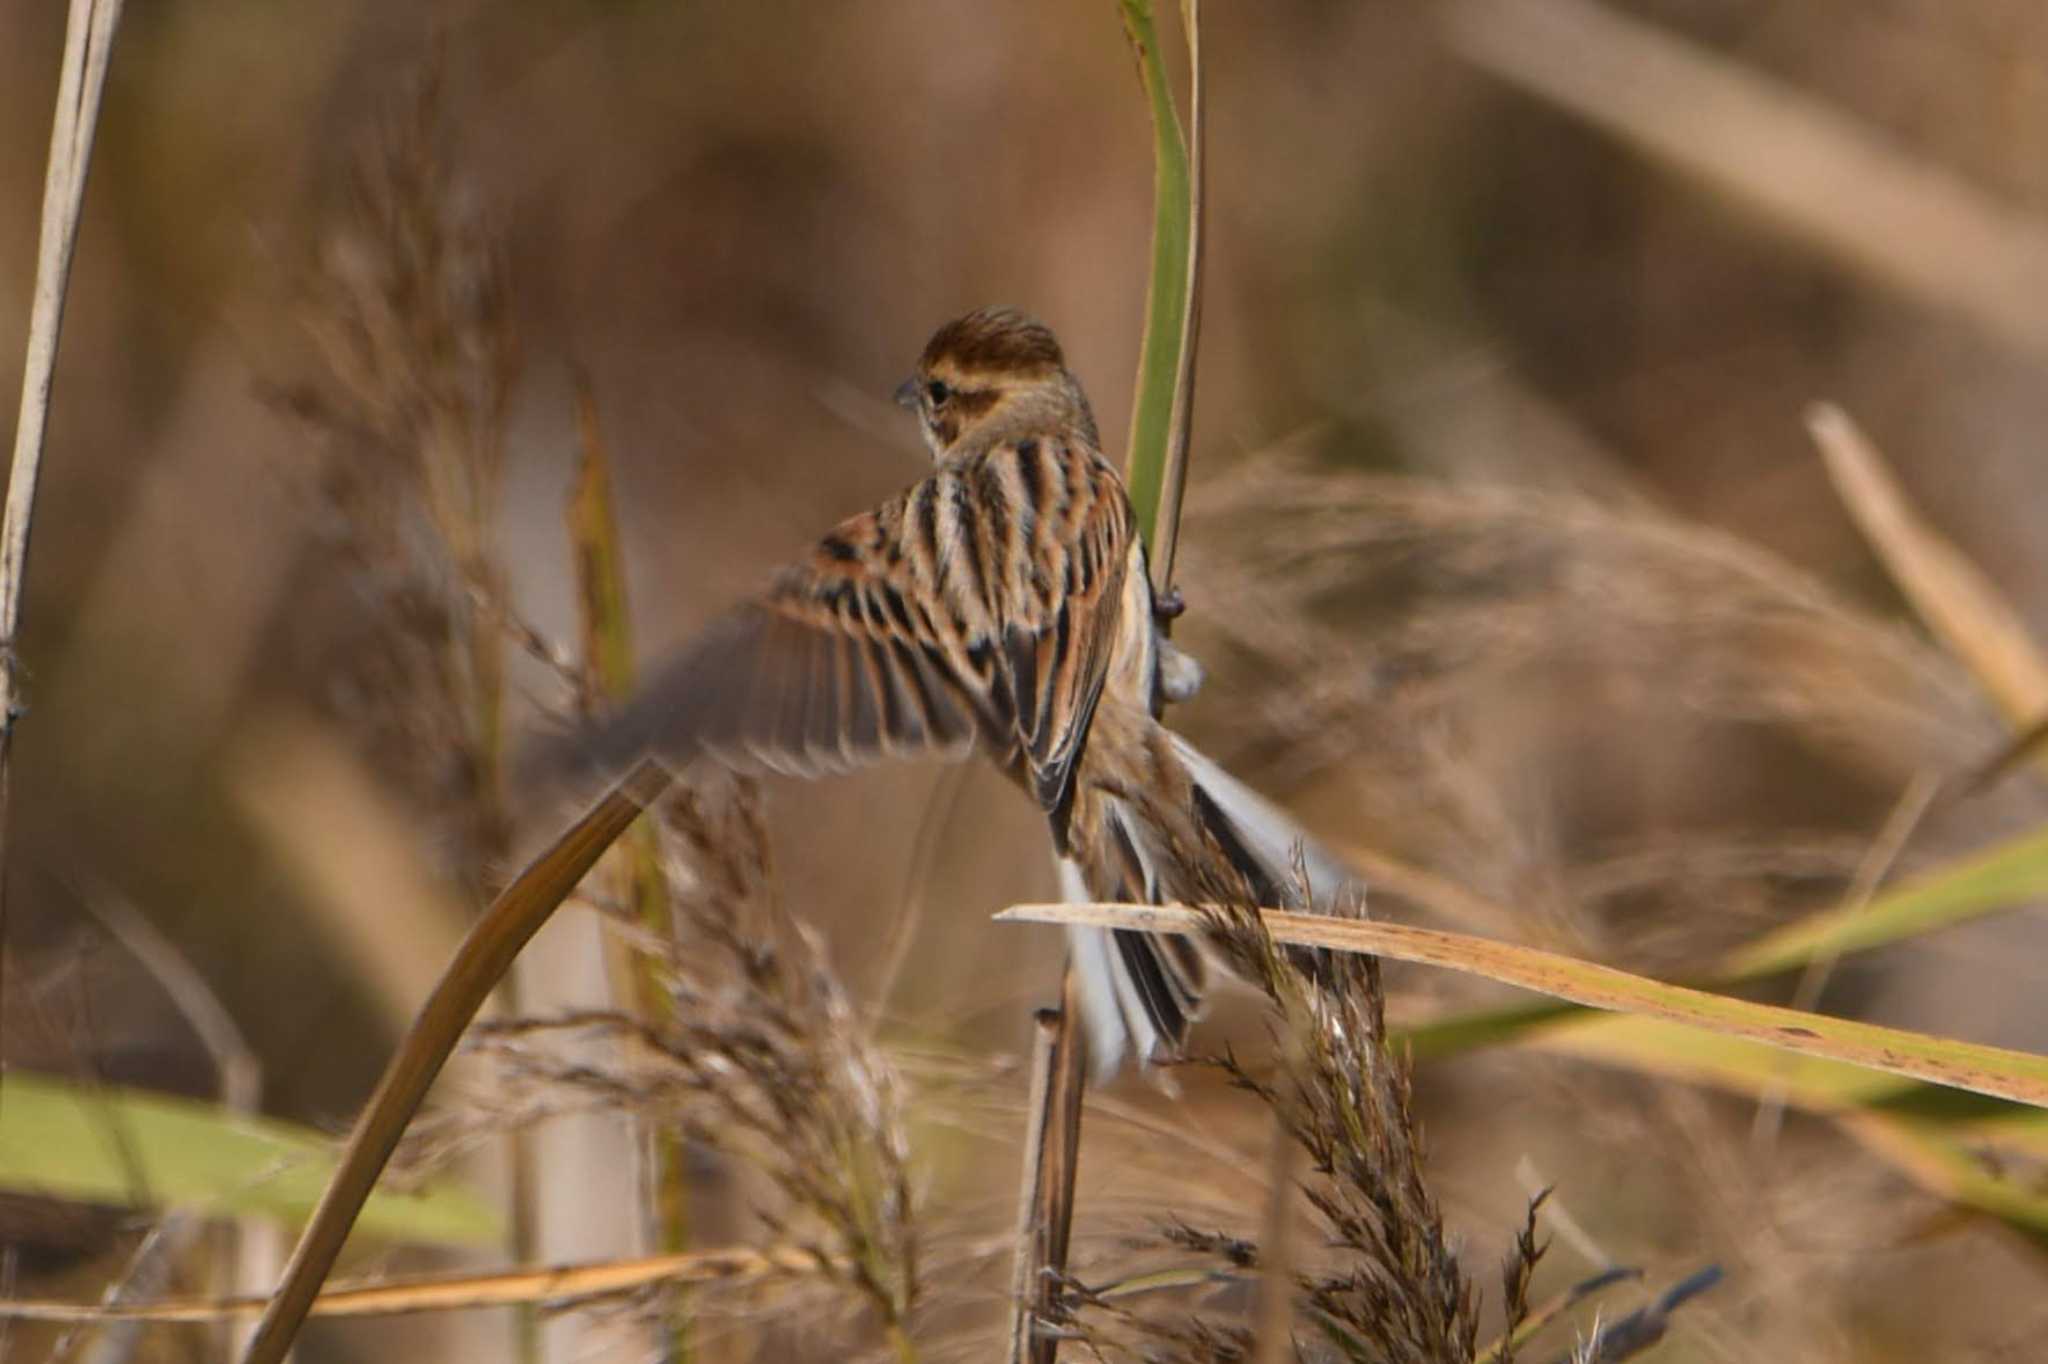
[1007,1010,1062,1363]
[1441,0,2048,359]
[238,761,670,1364]
[1807,404,2048,726]
[1025,974,1089,1364]
[999,903,2048,1108]
[0,1245,832,1324]
[0,0,125,1053]
[1958,712,2048,800]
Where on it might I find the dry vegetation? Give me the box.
[6,2,2048,1362]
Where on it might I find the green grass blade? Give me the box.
[1531,1014,2048,1243]
[569,383,693,1362]
[1403,996,1587,1061]
[1001,901,2048,1108]
[1721,819,2048,979]
[1405,819,2048,1062]
[0,1071,497,1246]
[1536,1013,2048,1146]
[1116,0,1193,554]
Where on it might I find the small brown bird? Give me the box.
[553,307,1356,1076]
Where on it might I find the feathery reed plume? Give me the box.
[1053,888,1722,1363]
[459,774,921,1353]
[259,57,540,1353]
[1046,859,1491,1361]
[1203,900,1479,1364]
[267,60,521,884]
[1181,460,1997,793]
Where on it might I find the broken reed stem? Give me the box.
[1007,1011,1059,1363]
[0,0,125,1049]
[1043,969,1088,1314]
[1008,983,1089,1364]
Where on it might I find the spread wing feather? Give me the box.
[540,435,1136,816]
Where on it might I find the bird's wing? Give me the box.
[542,435,1137,806]
[969,434,1136,821]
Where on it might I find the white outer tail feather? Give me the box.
[1062,733,1364,1084]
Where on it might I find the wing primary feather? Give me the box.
[841,602,889,757]
[735,612,798,772]
[886,638,937,744]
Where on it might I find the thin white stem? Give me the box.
[4,0,125,694]
[1,0,127,1004]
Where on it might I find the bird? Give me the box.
[543,306,1357,1078]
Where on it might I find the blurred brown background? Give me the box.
[6,1,2048,1360]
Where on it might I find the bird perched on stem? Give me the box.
[546,307,1356,1078]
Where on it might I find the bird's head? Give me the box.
[895,307,1100,460]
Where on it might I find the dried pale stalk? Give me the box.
[0,1245,829,1323]
[1,0,126,995]
[1007,1010,1063,1363]
[998,902,2048,1109]
[1442,0,2048,358]
[1807,404,2048,726]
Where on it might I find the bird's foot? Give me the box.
[1158,638,1205,704]
[1153,585,1187,624]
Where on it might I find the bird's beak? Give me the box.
[892,377,920,410]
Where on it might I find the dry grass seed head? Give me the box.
[1061,855,1497,1364]
[1181,458,1998,796]
[265,61,521,876]
[461,774,920,1338]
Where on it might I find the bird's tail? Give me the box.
[1064,732,1361,1083]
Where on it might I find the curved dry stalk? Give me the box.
[237,761,671,1364]
[1442,0,2048,359]
[0,1245,831,1324]
[1808,404,2048,727]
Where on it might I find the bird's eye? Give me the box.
[926,379,951,406]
